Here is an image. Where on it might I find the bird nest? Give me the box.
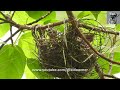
[32,24,97,79]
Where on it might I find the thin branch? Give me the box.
[95,63,104,79]
[10,24,13,45]
[0,21,6,24]
[9,11,16,45]
[0,11,8,19]
[11,11,15,19]
[78,23,119,35]
[104,74,120,79]
[66,11,120,65]
[27,11,52,25]
[0,29,21,50]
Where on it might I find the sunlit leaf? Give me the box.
[98,52,120,74]
[91,11,101,19]
[18,32,36,58]
[0,45,26,79]
[77,11,95,19]
[115,24,120,31]
[26,11,56,24]
[0,13,10,37]
[27,58,54,79]
[97,11,107,26]
[25,65,37,79]
[13,11,35,25]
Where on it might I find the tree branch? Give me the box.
[66,11,120,65]
[0,13,119,36]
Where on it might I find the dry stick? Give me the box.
[66,11,120,65]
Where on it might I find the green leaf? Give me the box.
[18,32,36,58]
[0,23,10,38]
[91,11,101,19]
[111,52,120,74]
[83,68,100,79]
[44,19,64,32]
[25,65,37,79]
[13,11,35,25]
[115,24,120,31]
[77,11,95,19]
[97,57,109,74]
[27,58,54,79]
[56,11,68,20]
[0,45,26,79]
[77,11,98,26]
[26,11,56,24]
[97,11,107,26]
[98,52,120,74]
[0,13,10,37]
[56,11,82,21]
[26,11,49,19]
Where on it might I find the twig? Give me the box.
[66,11,120,65]
[10,24,13,45]
[11,11,15,18]
[95,63,104,79]
[9,11,16,45]
[27,11,52,25]
[104,74,120,79]
[0,21,6,24]
[0,11,8,19]
[78,23,119,35]
[0,29,21,50]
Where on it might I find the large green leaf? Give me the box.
[26,11,49,19]
[97,11,107,26]
[25,65,37,79]
[56,11,81,20]
[77,11,95,19]
[115,24,120,31]
[98,52,120,74]
[0,13,10,37]
[91,11,101,19]
[27,58,54,79]
[18,32,36,58]
[13,11,35,25]
[77,11,98,26]
[26,11,56,24]
[0,45,26,79]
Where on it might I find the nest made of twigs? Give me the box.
[33,24,97,79]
